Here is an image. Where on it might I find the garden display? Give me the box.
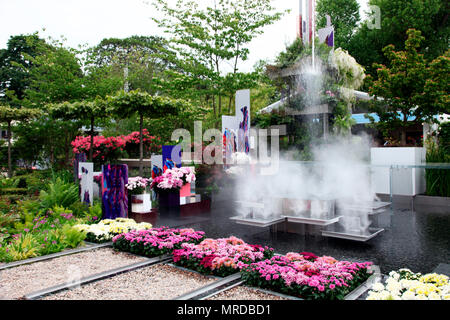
[151,167,196,208]
[151,167,196,192]
[172,236,274,277]
[366,269,450,300]
[240,252,373,300]
[112,227,205,257]
[74,218,152,243]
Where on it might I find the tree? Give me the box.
[367,29,449,146]
[316,0,360,49]
[48,99,107,161]
[0,34,47,105]
[348,0,449,77]
[0,105,41,177]
[151,0,287,123]
[107,90,186,175]
[89,35,171,94]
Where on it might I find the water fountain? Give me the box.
[229,27,391,241]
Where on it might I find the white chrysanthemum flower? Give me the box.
[401,291,417,300]
[372,282,385,292]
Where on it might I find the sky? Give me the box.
[0,0,370,73]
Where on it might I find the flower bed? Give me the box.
[366,269,449,300]
[0,206,90,263]
[112,227,205,257]
[240,252,373,300]
[172,236,274,277]
[74,218,152,243]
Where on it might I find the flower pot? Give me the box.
[180,183,191,197]
[131,194,152,213]
[158,189,180,208]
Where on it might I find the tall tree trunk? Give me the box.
[7,120,12,178]
[139,114,144,177]
[401,129,407,147]
[228,96,233,114]
[401,112,408,146]
[89,117,94,162]
[212,95,216,118]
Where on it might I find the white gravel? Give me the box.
[0,248,145,300]
[208,286,289,300]
[43,264,216,300]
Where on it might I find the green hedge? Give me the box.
[0,188,28,195]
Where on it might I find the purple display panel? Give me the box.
[162,145,182,172]
[101,164,128,219]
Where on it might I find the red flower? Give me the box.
[200,254,218,268]
[300,252,318,261]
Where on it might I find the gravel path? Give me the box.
[208,286,289,300]
[43,264,215,300]
[0,248,145,300]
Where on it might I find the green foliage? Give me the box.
[107,90,189,119]
[275,38,305,68]
[0,177,19,189]
[0,188,27,195]
[39,178,79,211]
[2,233,39,262]
[61,224,86,249]
[24,37,85,105]
[67,201,90,219]
[0,33,47,105]
[90,35,171,94]
[12,117,82,170]
[439,122,450,149]
[367,29,449,146]
[151,0,287,122]
[316,0,360,49]
[85,201,102,224]
[348,0,449,77]
[425,132,450,197]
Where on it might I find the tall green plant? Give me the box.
[425,139,450,197]
[39,177,79,210]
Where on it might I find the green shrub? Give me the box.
[35,229,66,255]
[0,188,28,195]
[68,201,90,218]
[0,178,19,189]
[85,201,102,224]
[3,233,39,262]
[61,224,86,248]
[39,178,79,211]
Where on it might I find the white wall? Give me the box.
[371,147,426,196]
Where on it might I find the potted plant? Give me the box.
[125,177,151,213]
[151,168,196,209]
